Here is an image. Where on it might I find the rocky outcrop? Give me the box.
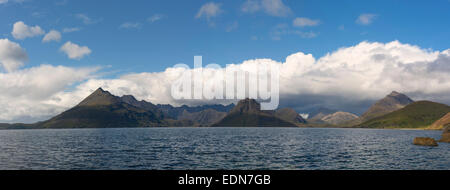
[439,127,450,143]
[413,137,438,146]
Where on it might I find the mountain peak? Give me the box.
[121,95,138,103]
[77,87,121,106]
[360,91,414,121]
[389,91,401,96]
[231,98,261,114]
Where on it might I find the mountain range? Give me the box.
[0,88,449,130]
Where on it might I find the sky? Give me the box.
[1,0,450,123]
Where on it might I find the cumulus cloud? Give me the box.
[0,38,28,72]
[242,0,292,17]
[11,21,45,40]
[42,30,61,43]
[196,2,222,21]
[356,14,377,25]
[293,17,320,27]
[0,65,98,122]
[59,41,91,60]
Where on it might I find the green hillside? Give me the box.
[357,101,450,129]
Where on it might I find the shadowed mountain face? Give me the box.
[360,91,414,122]
[156,104,234,120]
[212,99,298,127]
[358,101,450,129]
[275,108,307,124]
[78,88,122,106]
[178,109,227,126]
[37,88,166,128]
[120,95,164,119]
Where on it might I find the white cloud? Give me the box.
[11,21,45,40]
[119,22,142,29]
[196,2,222,21]
[0,65,98,122]
[42,30,61,43]
[59,41,91,60]
[0,0,26,4]
[356,14,377,25]
[148,14,165,23]
[0,38,28,72]
[62,27,81,33]
[75,14,101,25]
[293,17,320,27]
[242,0,292,17]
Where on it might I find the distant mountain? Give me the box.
[308,107,338,121]
[156,104,234,119]
[178,109,227,126]
[274,108,307,124]
[212,99,297,127]
[428,112,450,130]
[36,88,166,128]
[360,91,414,122]
[120,95,164,118]
[357,101,450,129]
[321,111,359,125]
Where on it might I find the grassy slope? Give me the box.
[357,101,450,129]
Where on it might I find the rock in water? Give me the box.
[439,127,450,143]
[413,137,438,146]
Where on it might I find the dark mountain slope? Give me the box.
[357,101,450,129]
[212,99,297,127]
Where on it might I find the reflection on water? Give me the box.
[0,128,448,170]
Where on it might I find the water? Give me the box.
[0,128,448,170]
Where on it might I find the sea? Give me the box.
[0,127,448,170]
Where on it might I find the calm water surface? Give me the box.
[0,128,448,170]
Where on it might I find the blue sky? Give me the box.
[2,0,450,75]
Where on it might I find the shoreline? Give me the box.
[0,126,443,131]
